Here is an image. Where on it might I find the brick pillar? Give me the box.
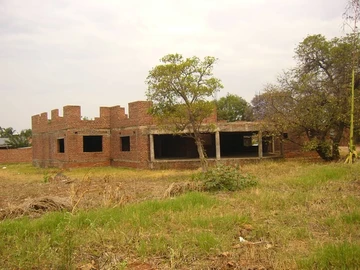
[215,131,221,161]
[258,131,263,158]
[149,134,155,169]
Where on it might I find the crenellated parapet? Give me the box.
[31,101,155,169]
[31,112,49,133]
[114,101,154,127]
[32,101,154,133]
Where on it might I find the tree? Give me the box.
[252,34,360,161]
[6,135,30,148]
[343,0,360,163]
[0,127,16,138]
[146,54,223,171]
[19,129,32,140]
[0,127,32,148]
[216,93,253,121]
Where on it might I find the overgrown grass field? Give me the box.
[1,160,360,269]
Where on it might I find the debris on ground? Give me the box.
[0,196,71,220]
[163,181,204,197]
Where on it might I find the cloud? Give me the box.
[0,0,347,131]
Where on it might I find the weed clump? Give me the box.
[194,164,257,192]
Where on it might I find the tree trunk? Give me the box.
[331,142,340,160]
[331,124,344,161]
[194,133,208,172]
[307,129,342,161]
[315,134,342,162]
[315,146,334,161]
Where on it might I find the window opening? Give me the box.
[83,136,103,152]
[58,138,65,153]
[121,136,130,151]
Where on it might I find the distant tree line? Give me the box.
[0,127,32,148]
[216,93,253,122]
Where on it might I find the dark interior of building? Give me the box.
[154,134,216,159]
[220,132,259,157]
[83,135,103,152]
[153,132,274,159]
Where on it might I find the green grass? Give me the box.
[299,242,360,269]
[1,161,360,269]
[289,164,351,189]
[0,192,247,268]
[1,163,61,175]
[342,211,360,224]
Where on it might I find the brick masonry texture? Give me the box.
[0,148,32,164]
[32,101,155,169]
[31,101,293,169]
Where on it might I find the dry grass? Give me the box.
[1,159,360,269]
[0,164,193,213]
[0,196,71,220]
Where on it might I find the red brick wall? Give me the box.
[110,127,150,169]
[0,148,32,164]
[32,128,112,169]
[32,101,154,169]
[33,101,303,169]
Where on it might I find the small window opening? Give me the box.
[243,136,252,147]
[121,136,130,151]
[243,135,258,147]
[83,136,103,152]
[58,138,65,153]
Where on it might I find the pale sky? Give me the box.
[1,0,347,131]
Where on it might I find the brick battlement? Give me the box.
[32,101,153,132]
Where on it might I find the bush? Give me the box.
[194,164,257,192]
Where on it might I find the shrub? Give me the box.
[194,164,257,191]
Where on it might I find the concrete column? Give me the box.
[149,134,155,169]
[258,131,263,158]
[215,131,221,160]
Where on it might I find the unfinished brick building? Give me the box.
[32,101,283,169]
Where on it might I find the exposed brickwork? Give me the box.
[32,101,154,169]
[32,100,284,169]
[0,148,32,164]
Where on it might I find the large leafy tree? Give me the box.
[343,0,360,163]
[216,93,253,121]
[252,34,360,161]
[146,54,223,171]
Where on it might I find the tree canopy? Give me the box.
[0,127,32,148]
[343,0,360,163]
[216,93,253,122]
[0,127,16,138]
[252,34,360,161]
[146,53,223,171]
